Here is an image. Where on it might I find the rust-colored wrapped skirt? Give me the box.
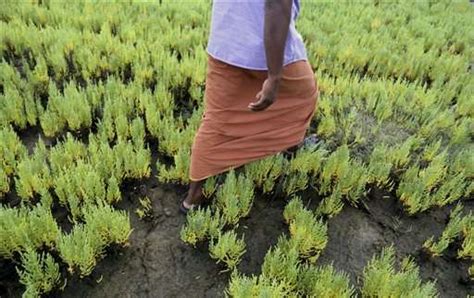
[189,55,319,181]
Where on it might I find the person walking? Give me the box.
[180,0,319,213]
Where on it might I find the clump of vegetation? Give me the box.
[244,154,287,194]
[16,248,62,298]
[0,203,60,259]
[315,145,368,218]
[298,264,355,297]
[213,170,254,226]
[57,202,131,277]
[282,146,327,196]
[226,272,290,297]
[226,197,342,296]
[0,126,27,196]
[361,245,438,297]
[209,230,246,272]
[283,197,328,263]
[180,207,223,246]
[423,203,473,279]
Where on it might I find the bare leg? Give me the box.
[285,142,302,154]
[284,134,319,155]
[183,180,205,209]
[283,140,304,157]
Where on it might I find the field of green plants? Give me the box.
[0,0,473,297]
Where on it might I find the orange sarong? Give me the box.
[189,55,319,181]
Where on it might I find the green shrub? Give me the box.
[0,204,60,259]
[209,230,246,272]
[261,243,300,293]
[0,126,27,178]
[362,245,438,297]
[180,207,223,246]
[298,263,355,297]
[56,224,101,277]
[226,272,292,298]
[15,139,52,201]
[16,248,61,298]
[367,143,394,189]
[244,154,287,194]
[157,147,191,184]
[424,203,473,262]
[316,145,368,217]
[283,197,328,262]
[83,201,132,246]
[214,170,254,226]
[57,202,132,277]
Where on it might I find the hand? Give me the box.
[248,76,280,112]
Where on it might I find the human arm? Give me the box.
[248,0,293,112]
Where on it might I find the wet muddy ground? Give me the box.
[2,182,473,298]
[58,182,473,298]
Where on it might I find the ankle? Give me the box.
[183,200,194,209]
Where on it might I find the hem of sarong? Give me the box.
[188,135,307,182]
[189,166,237,182]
